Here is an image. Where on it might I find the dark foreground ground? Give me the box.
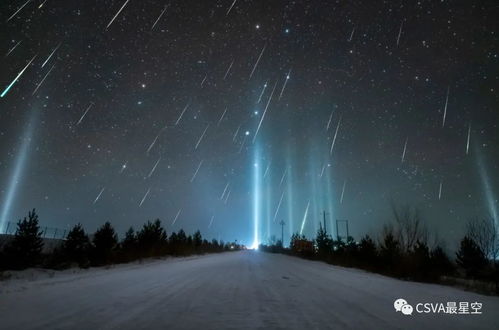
[1,251,498,329]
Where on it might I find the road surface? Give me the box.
[1,251,498,329]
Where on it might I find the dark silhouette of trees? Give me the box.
[92,222,118,265]
[137,219,167,257]
[358,235,377,268]
[2,209,44,270]
[315,224,333,258]
[63,224,91,268]
[456,236,488,279]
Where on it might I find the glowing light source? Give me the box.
[0,113,36,231]
[251,148,261,249]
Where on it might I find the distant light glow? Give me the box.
[251,148,261,249]
[0,113,36,231]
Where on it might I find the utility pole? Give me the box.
[279,220,285,246]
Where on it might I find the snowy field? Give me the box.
[1,251,498,330]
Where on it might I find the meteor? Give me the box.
[175,102,190,125]
[401,137,408,163]
[223,60,234,80]
[329,115,342,155]
[299,200,311,235]
[442,86,449,128]
[172,208,181,226]
[340,180,346,204]
[32,63,56,95]
[147,157,161,178]
[190,160,204,182]
[146,126,166,154]
[348,27,355,42]
[249,44,266,79]
[93,187,105,204]
[217,107,228,126]
[1,54,37,98]
[326,110,333,131]
[232,125,241,141]
[438,180,443,200]
[208,215,215,228]
[226,0,238,15]
[200,74,207,87]
[151,5,168,30]
[257,81,268,103]
[5,40,22,57]
[106,0,132,29]
[278,69,292,100]
[263,161,271,178]
[41,42,61,68]
[76,103,93,125]
[38,0,48,9]
[279,167,287,187]
[139,187,151,207]
[224,189,231,204]
[396,21,403,46]
[466,122,471,155]
[272,190,285,223]
[220,182,230,200]
[7,0,32,22]
[195,124,210,149]
[253,80,278,143]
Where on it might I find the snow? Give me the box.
[1,251,498,329]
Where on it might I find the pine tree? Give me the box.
[193,230,202,252]
[63,223,90,267]
[315,223,332,257]
[92,222,118,265]
[456,236,488,278]
[4,209,44,269]
[137,219,167,257]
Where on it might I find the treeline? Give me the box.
[260,205,499,294]
[0,209,241,271]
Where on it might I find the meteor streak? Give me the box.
[106,0,131,29]
[172,208,181,226]
[401,137,408,163]
[208,215,214,228]
[223,60,234,80]
[139,187,151,207]
[442,86,449,128]
[466,123,471,155]
[272,190,285,223]
[348,27,355,42]
[226,0,238,15]
[41,43,61,68]
[340,180,346,204]
[32,63,55,95]
[438,180,443,200]
[151,5,168,30]
[146,126,166,154]
[217,107,228,126]
[329,116,342,155]
[195,124,209,149]
[220,182,230,200]
[76,103,93,125]
[326,111,333,131]
[253,80,277,143]
[175,102,190,125]
[147,157,161,178]
[1,54,37,98]
[93,187,105,204]
[5,40,22,57]
[299,200,311,235]
[396,21,403,46]
[257,81,268,103]
[190,160,204,182]
[278,69,292,100]
[7,0,32,22]
[249,44,266,79]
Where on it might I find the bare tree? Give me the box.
[390,203,428,252]
[466,215,498,261]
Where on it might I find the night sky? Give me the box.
[0,0,497,248]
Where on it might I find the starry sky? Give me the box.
[0,0,497,247]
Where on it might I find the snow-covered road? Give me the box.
[1,251,498,329]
